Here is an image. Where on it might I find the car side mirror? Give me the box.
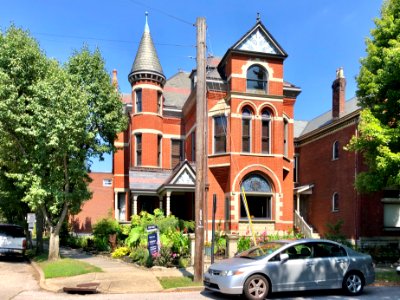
[280,253,289,262]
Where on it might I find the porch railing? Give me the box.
[294,210,319,239]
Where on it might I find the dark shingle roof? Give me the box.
[295,97,360,137]
[129,16,165,84]
[163,71,191,109]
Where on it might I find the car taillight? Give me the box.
[22,239,27,249]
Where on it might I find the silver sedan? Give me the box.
[204,239,375,300]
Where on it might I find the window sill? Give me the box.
[239,219,275,223]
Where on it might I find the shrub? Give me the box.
[92,218,121,252]
[112,246,131,258]
[237,236,251,253]
[130,246,152,267]
[152,246,175,267]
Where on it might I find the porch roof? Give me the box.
[294,184,314,195]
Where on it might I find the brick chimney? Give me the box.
[332,67,346,119]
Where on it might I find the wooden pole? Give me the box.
[194,16,206,282]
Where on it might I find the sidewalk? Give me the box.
[31,247,204,294]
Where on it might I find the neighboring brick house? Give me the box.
[71,172,114,233]
[294,68,400,245]
[112,15,300,237]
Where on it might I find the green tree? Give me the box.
[348,0,400,192]
[0,26,127,260]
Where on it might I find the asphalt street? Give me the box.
[1,256,399,300]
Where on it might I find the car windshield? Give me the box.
[236,242,287,259]
[0,225,25,238]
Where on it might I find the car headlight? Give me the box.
[220,270,244,276]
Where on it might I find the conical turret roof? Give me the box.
[128,13,166,86]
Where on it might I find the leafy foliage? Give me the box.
[348,0,400,192]
[111,246,130,258]
[0,25,127,259]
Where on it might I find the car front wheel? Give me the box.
[343,272,364,295]
[243,274,269,300]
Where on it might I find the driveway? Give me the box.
[0,255,40,299]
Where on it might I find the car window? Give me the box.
[312,242,347,258]
[0,225,25,238]
[238,242,287,259]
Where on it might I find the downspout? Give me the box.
[354,120,360,245]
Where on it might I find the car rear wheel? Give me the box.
[243,274,269,300]
[343,272,364,295]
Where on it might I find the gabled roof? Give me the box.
[218,19,287,79]
[158,160,196,193]
[230,20,287,58]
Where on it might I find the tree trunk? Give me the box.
[46,202,68,260]
[36,210,44,254]
[48,229,60,260]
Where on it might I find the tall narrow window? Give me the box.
[294,155,299,183]
[135,89,142,113]
[135,134,142,166]
[171,139,183,168]
[261,109,271,154]
[242,107,252,152]
[191,131,196,162]
[283,118,289,157]
[332,193,339,212]
[247,65,268,91]
[157,135,162,167]
[157,91,163,114]
[214,116,227,153]
[333,141,339,160]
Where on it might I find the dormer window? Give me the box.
[247,65,267,91]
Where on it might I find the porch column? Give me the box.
[296,193,300,213]
[166,191,171,216]
[159,195,163,211]
[133,194,138,216]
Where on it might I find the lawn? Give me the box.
[35,257,102,279]
[158,276,203,289]
[375,270,400,285]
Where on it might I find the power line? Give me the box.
[32,31,194,48]
[127,0,194,26]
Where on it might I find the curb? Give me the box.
[29,259,61,293]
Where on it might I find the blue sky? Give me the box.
[1,0,383,171]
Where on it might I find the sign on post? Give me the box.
[147,225,160,257]
[27,213,36,230]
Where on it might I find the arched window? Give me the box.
[247,65,268,91]
[240,174,273,220]
[242,107,252,152]
[332,193,339,212]
[261,109,271,154]
[333,141,339,160]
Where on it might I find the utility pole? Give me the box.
[194,16,206,283]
